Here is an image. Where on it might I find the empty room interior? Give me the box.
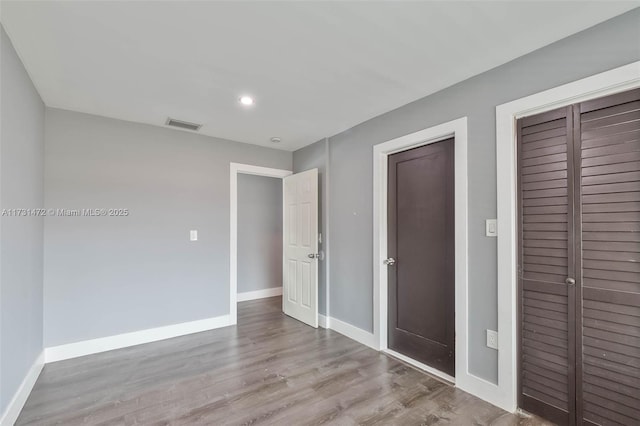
[1,1,640,425]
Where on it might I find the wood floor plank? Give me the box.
[16,297,549,425]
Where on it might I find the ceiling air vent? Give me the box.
[165,117,202,131]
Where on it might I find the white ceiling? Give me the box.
[1,1,637,151]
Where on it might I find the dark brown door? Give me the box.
[517,88,640,426]
[387,138,455,377]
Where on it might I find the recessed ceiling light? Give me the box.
[239,95,254,106]
[270,137,281,143]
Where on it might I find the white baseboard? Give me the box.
[328,316,377,350]
[318,314,330,329]
[237,286,282,302]
[45,315,231,363]
[0,351,44,426]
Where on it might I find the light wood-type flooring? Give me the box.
[16,297,551,425]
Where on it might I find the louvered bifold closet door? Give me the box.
[577,88,640,426]
[518,106,575,426]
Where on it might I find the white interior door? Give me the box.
[283,168,318,328]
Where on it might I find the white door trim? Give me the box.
[230,162,292,324]
[324,137,331,329]
[496,61,640,413]
[373,117,477,394]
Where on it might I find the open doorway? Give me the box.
[230,163,320,328]
[236,173,284,303]
[229,163,292,324]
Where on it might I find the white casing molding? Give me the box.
[237,286,283,302]
[324,137,332,330]
[230,162,292,325]
[495,61,640,413]
[0,351,44,426]
[45,315,231,363]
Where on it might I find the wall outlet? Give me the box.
[190,230,198,241]
[486,329,498,350]
[485,219,497,237]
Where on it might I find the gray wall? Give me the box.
[0,26,45,415]
[44,108,291,347]
[292,9,640,384]
[293,139,328,315]
[237,174,282,293]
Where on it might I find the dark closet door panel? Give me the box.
[518,106,573,425]
[579,89,640,426]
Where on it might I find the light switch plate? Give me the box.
[190,230,198,241]
[486,329,499,350]
[485,219,497,237]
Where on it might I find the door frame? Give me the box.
[373,117,468,385]
[229,162,292,325]
[496,61,640,413]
